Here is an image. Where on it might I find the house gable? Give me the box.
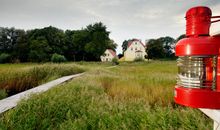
[100,49,116,62]
[124,39,146,61]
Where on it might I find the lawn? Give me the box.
[0,61,212,129]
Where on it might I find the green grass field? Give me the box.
[0,61,212,129]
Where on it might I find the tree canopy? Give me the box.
[146,35,183,59]
[0,22,117,62]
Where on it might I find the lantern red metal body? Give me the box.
[174,6,220,109]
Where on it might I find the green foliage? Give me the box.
[0,53,11,63]
[146,39,165,59]
[51,53,66,63]
[146,36,175,59]
[28,36,52,62]
[107,39,117,51]
[122,40,129,54]
[0,62,212,129]
[111,57,119,65]
[84,22,112,60]
[158,36,175,58]
[0,89,7,100]
[0,23,114,62]
[0,27,17,53]
[176,34,186,42]
[134,57,144,62]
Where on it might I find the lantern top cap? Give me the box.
[186,6,212,18]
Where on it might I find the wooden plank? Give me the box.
[0,73,84,114]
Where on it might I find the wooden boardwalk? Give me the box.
[0,73,84,114]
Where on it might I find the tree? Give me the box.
[146,39,165,59]
[43,26,66,55]
[0,27,29,62]
[176,34,186,42]
[64,30,76,61]
[28,36,52,62]
[72,30,89,61]
[0,22,114,62]
[146,36,175,59]
[122,40,128,54]
[84,22,111,61]
[27,26,66,55]
[13,29,28,62]
[0,27,17,54]
[158,36,175,58]
[107,39,117,51]
[27,26,66,62]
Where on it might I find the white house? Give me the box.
[100,49,117,62]
[124,39,146,61]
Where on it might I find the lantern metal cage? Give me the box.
[177,56,217,89]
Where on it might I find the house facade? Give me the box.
[100,49,116,62]
[124,39,146,61]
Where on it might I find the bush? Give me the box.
[51,53,66,63]
[112,57,119,65]
[134,57,144,62]
[0,89,7,100]
[0,53,11,63]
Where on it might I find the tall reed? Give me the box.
[0,64,84,96]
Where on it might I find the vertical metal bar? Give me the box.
[212,56,217,90]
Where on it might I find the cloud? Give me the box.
[0,0,220,53]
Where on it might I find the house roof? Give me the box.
[107,49,116,57]
[127,39,145,49]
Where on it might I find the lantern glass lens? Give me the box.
[177,56,216,88]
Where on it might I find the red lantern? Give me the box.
[174,6,220,109]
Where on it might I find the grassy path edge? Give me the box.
[0,73,85,114]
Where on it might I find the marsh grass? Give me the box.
[0,63,84,96]
[0,61,212,129]
[96,61,176,107]
[0,89,7,100]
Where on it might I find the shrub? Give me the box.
[0,53,11,63]
[134,57,144,62]
[112,57,119,65]
[0,89,7,100]
[51,53,66,63]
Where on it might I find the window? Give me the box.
[135,47,137,50]
[106,58,108,61]
[135,42,137,45]
[107,54,109,56]
[131,47,133,51]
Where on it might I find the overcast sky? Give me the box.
[1,0,220,53]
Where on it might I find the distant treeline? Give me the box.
[0,22,117,63]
